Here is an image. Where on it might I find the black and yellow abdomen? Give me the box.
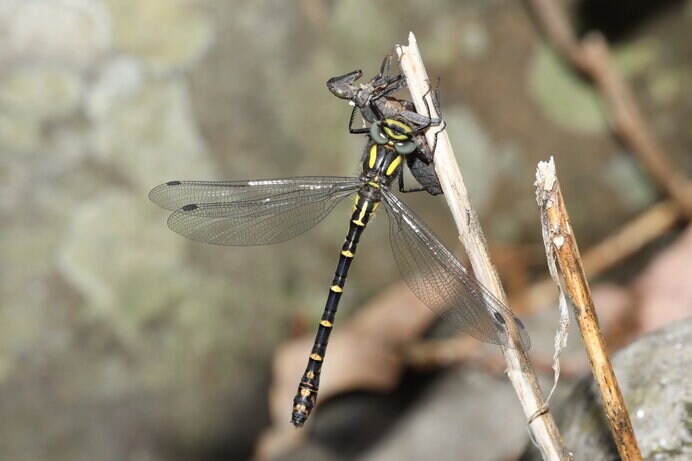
[291,187,380,427]
[291,139,404,427]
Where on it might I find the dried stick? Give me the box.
[536,158,643,461]
[527,0,692,217]
[523,198,683,317]
[396,33,571,461]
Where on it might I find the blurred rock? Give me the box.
[0,65,83,121]
[357,367,544,461]
[0,111,41,152]
[4,0,111,68]
[56,191,186,333]
[522,318,692,461]
[445,107,499,212]
[88,74,212,192]
[459,21,490,60]
[612,37,656,78]
[527,45,606,134]
[603,152,657,213]
[648,69,686,105]
[106,0,212,71]
[86,58,145,119]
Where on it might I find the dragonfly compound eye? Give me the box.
[394,140,417,155]
[369,121,389,145]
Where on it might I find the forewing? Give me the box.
[150,177,357,211]
[150,177,362,246]
[382,192,530,350]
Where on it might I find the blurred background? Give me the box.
[1,0,690,460]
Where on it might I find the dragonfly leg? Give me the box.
[348,105,370,135]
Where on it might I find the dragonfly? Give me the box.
[327,52,445,196]
[149,65,530,428]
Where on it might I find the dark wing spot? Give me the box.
[493,312,506,325]
[515,318,525,330]
[166,180,182,186]
[182,204,198,212]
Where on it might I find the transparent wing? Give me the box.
[149,177,362,246]
[381,192,530,350]
[149,176,361,211]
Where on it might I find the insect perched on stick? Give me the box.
[149,55,530,427]
[327,52,445,196]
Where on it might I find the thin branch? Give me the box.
[396,33,571,461]
[527,0,692,217]
[536,158,643,461]
[525,198,683,316]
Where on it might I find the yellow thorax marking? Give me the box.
[382,118,412,141]
[367,181,380,188]
[386,155,403,176]
[368,144,377,168]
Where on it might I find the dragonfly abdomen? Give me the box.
[290,191,380,427]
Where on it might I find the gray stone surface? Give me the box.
[523,318,692,461]
[358,368,538,461]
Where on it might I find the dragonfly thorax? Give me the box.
[360,142,403,188]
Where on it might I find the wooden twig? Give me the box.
[527,0,692,217]
[536,158,643,461]
[518,201,683,334]
[396,33,572,461]
[523,198,683,317]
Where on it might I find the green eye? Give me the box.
[394,141,416,155]
[369,122,388,145]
